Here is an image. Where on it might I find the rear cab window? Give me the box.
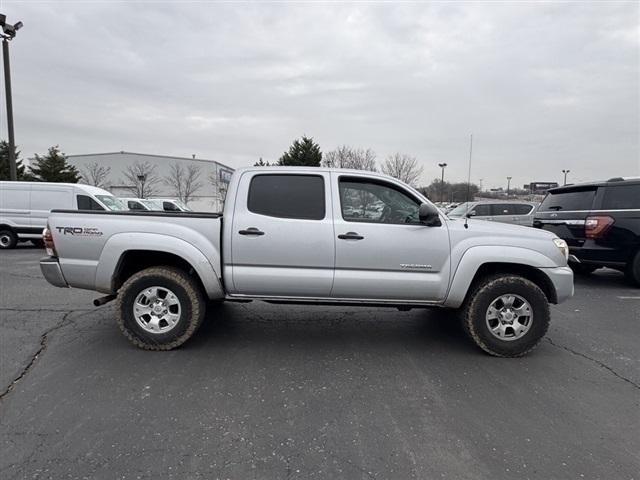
[248,174,325,220]
[538,188,597,212]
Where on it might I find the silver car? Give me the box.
[448,201,538,226]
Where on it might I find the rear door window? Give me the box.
[491,204,515,216]
[248,174,325,220]
[511,204,534,215]
[538,189,596,212]
[602,185,640,210]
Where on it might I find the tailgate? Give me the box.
[533,187,597,247]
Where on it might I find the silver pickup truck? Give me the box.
[40,167,574,357]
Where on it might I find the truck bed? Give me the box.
[46,209,224,297]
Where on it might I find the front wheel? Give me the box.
[461,275,550,357]
[625,250,640,287]
[116,266,206,350]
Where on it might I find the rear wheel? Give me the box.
[570,263,597,275]
[116,266,206,350]
[461,275,550,357]
[625,250,640,287]
[0,229,18,249]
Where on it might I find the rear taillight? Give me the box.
[43,225,57,257]
[585,216,614,239]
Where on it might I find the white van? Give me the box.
[0,182,127,249]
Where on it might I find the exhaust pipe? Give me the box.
[93,294,116,307]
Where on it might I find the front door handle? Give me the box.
[239,227,265,236]
[338,232,364,240]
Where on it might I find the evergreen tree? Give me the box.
[29,145,81,183]
[254,157,271,166]
[277,136,322,167]
[0,140,28,180]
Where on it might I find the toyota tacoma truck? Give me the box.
[40,167,574,357]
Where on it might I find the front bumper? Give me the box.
[40,257,69,288]
[541,266,574,304]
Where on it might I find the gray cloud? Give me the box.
[2,1,638,188]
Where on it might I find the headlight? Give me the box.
[553,238,569,261]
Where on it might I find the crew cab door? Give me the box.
[228,172,335,297]
[330,174,450,302]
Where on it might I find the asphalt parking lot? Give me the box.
[1,246,638,479]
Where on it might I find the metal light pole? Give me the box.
[1,14,23,181]
[506,176,512,196]
[137,174,146,198]
[562,169,570,185]
[438,163,447,204]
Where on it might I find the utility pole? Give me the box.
[479,178,483,192]
[506,176,512,196]
[438,163,447,204]
[562,169,570,185]
[1,14,23,181]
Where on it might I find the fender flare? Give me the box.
[444,245,557,308]
[95,232,224,299]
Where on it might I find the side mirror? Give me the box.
[419,203,442,227]
[466,210,476,218]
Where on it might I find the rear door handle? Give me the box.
[239,227,265,236]
[338,232,364,240]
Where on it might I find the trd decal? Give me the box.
[55,227,103,237]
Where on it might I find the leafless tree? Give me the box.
[164,162,203,205]
[80,162,111,188]
[123,161,161,198]
[322,146,377,171]
[381,153,424,187]
[208,170,229,212]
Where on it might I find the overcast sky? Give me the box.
[1,1,638,188]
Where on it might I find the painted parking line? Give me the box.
[617,296,640,300]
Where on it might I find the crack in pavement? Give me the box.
[0,309,93,401]
[0,308,93,313]
[546,337,640,390]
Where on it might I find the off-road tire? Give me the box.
[461,274,550,357]
[570,263,597,275]
[116,266,206,350]
[0,229,18,249]
[625,250,640,287]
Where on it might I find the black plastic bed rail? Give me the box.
[50,209,223,219]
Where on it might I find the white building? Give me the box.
[66,151,234,212]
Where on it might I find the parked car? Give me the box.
[533,177,640,286]
[40,167,573,357]
[448,201,539,226]
[120,198,164,211]
[0,181,126,249]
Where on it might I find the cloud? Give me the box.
[1,1,638,187]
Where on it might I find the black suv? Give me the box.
[533,177,640,286]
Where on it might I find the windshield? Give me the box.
[173,199,192,211]
[141,199,163,210]
[447,202,472,217]
[95,195,128,211]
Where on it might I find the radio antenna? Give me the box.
[464,134,473,229]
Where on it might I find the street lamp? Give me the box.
[506,176,512,196]
[137,174,146,198]
[438,163,447,204]
[0,13,23,181]
[562,169,570,185]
